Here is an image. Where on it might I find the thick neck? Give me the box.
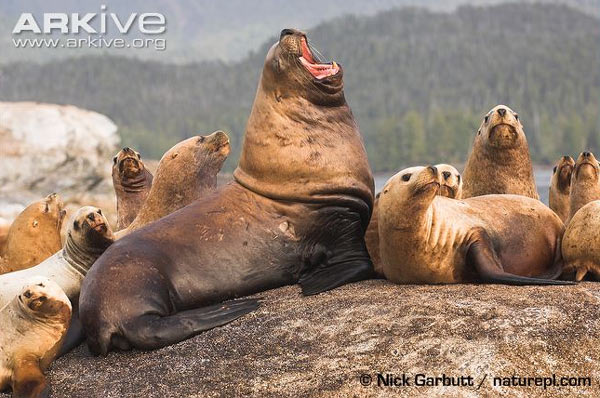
[234,77,374,221]
[117,170,150,193]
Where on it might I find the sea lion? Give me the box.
[0,206,114,308]
[112,147,153,230]
[366,163,463,275]
[562,200,600,280]
[0,194,66,274]
[115,131,230,238]
[0,277,71,398]
[549,155,575,223]
[0,207,114,356]
[462,105,538,199]
[568,151,600,222]
[80,28,374,355]
[378,166,569,285]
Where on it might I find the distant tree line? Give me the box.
[0,3,598,172]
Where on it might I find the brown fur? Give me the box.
[0,277,71,398]
[463,105,538,199]
[562,200,600,281]
[116,131,230,239]
[568,151,600,223]
[378,166,563,284]
[0,194,65,274]
[366,164,462,276]
[112,147,153,230]
[549,156,575,223]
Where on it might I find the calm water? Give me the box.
[374,166,552,205]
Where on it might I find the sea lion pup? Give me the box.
[462,105,538,200]
[366,164,462,275]
[80,28,374,355]
[112,147,153,230]
[549,155,575,223]
[0,277,71,398]
[378,166,570,285]
[562,200,600,281]
[0,193,66,274]
[115,131,230,239]
[568,151,600,223]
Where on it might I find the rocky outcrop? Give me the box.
[0,101,119,222]
[17,280,599,398]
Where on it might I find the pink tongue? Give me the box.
[299,56,339,79]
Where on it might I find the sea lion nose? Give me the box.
[280,29,296,40]
[583,152,591,158]
[442,171,451,180]
[428,165,438,175]
[497,108,507,117]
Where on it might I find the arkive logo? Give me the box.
[11,5,167,51]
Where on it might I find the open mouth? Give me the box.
[299,37,339,80]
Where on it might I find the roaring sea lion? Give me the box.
[366,163,463,275]
[0,194,66,274]
[80,28,374,355]
[0,277,71,398]
[115,131,230,239]
[562,200,600,281]
[549,155,575,223]
[378,166,569,285]
[462,105,538,199]
[568,151,600,222]
[112,147,153,230]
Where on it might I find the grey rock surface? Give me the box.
[2,280,596,398]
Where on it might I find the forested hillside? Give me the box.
[0,3,598,172]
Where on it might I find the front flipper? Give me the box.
[57,300,84,357]
[12,357,48,398]
[467,233,575,286]
[121,298,259,351]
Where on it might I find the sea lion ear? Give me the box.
[44,203,50,213]
[553,166,557,173]
[73,220,80,231]
[477,129,481,136]
[113,156,117,165]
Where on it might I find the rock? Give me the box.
[7,280,597,398]
[0,101,119,221]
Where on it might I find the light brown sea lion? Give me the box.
[549,155,575,223]
[462,105,538,199]
[366,164,463,276]
[112,147,153,230]
[115,131,230,239]
[0,222,10,256]
[562,200,600,280]
[80,28,374,355]
[378,166,569,285]
[568,151,600,223]
[0,277,71,398]
[0,194,66,274]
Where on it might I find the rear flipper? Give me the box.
[467,235,576,286]
[119,298,259,351]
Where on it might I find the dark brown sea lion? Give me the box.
[462,105,539,199]
[112,147,153,230]
[0,277,71,398]
[0,193,66,274]
[549,155,575,223]
[115,131,230,238]
[80,28,374,355]
[568,151,600,223]
[378,166,569,285]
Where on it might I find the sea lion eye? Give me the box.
[88,213,95,221]
[73,220,80,230]
[514,113,519,121]
[402,173,411,182]
[24,290,32,298]
[199,136,206,143]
